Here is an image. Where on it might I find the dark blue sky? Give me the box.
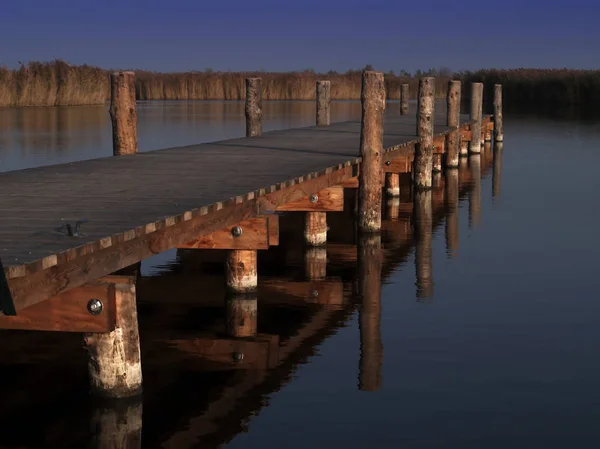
[2,0,599,73]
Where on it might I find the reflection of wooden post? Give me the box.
[414,77,435,189]
[445,168,459,257]
[305,211,327,246]
[386,198,400,220]
[358,71,385,233]
[400,83,409,115]
[468,155,481,228]
[84,278,142,398]
[446,80,461,167]
[414,190,433,298]
[493,142,503,199]
[494,84,504,142]
[226,250,257,293]
[385,173,400,197]
[226,295,258,338]
[469,82,483,154]
[432,154,442,173]
[358,234,383,392]
[245,78,262,137]
[90,400,143,449]
[316,80,331,126]
[305,247,327,281]
[110,72,137,156]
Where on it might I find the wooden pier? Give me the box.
[0,71,500,399]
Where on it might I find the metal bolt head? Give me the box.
[233,352,244,362]
[231,226,243,237]
[309,194,319,203]
[87,298,103,315]
[311,290,319,298]
[385,161,391,166]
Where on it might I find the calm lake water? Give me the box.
[1,102,600,448]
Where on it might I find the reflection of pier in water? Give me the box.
[0,147,499,448]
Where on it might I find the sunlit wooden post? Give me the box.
[245,78,262,137]
[358,71,385,233]
[110,72,138,156]
[414,190,433,298]
[226,250,257,293]
[305,211,328,246]
[83,278,142,398]
[358,233,383,391]
[494,84,504,142]
[445,80,461,168]
[226,294,258,338]
[385,173,400,198]
[469,82,483,154]
[413,77,435,189]
[400,83,409,115]
[445,168,459,257]
[90,400,143,449]
[468,155,481,228]
[316,80,331,126]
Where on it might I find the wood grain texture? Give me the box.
[245,78,262,137]
[414,77,435,189]
[110,72,137,156]
[179,216,275,250]
[275,186,343,212]
[316,80,331,126]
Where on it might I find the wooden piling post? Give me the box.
[414,190,433,298]
[358,71,385,233]
[385,173,400,197]
[226,250,257,293]
[413,77,435,189]
[305,211,328,246]
[358,233,383,391]
[226,295,258,338]
[386,198,400,220]
[90,400,142,449]
[445,168,459,257]
[316,80,331,126]
[469,82,483,154]
[83,279,142,398]
[494,84,503,142]
[432,154,442,173]
[446,80,461,168]
[110,72,137,156]
[245,78,262,137]
[400,83,409,115]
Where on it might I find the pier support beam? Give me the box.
[110,72,138,156]
[385,173,400,197]
[245,78,262,137]
[358,233,383,391]
[316,80,331,126]
[469,82,483,154]
[304,211,328,246]
[494,84,504,142]
[400,83,409,115]
[226,250,258,293]
[446,80,461,168]
[432,154,442,173]
[358,71,385,233]
[413,77,435,189]
[226,294,258,338]
[83,277,142,398]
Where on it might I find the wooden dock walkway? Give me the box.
[0,71,501,400]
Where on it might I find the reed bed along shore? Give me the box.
[2,61,599,112]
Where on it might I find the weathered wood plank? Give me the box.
[274,186,344,212]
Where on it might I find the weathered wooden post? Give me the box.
[445,168,459,257]
[446,80,461,168]
[494,84,503,142]
[432,154,442,173]
[468,155,481,228]
[414,190,433,298]
[358,233,383,391]
[245,78,262,137]
[316,80,331,126]
[469,82,483,154]
[385,173,400,197]
[400,83,409,115]
[305,211,328,246]
[413,77,435,189]
[226,294,257,338]
[226,250,257,293]
[493,142,503,199]
[358,71,385,233]
[90,400,142,449]
[110,72,138,156]
[83,278,142,398]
